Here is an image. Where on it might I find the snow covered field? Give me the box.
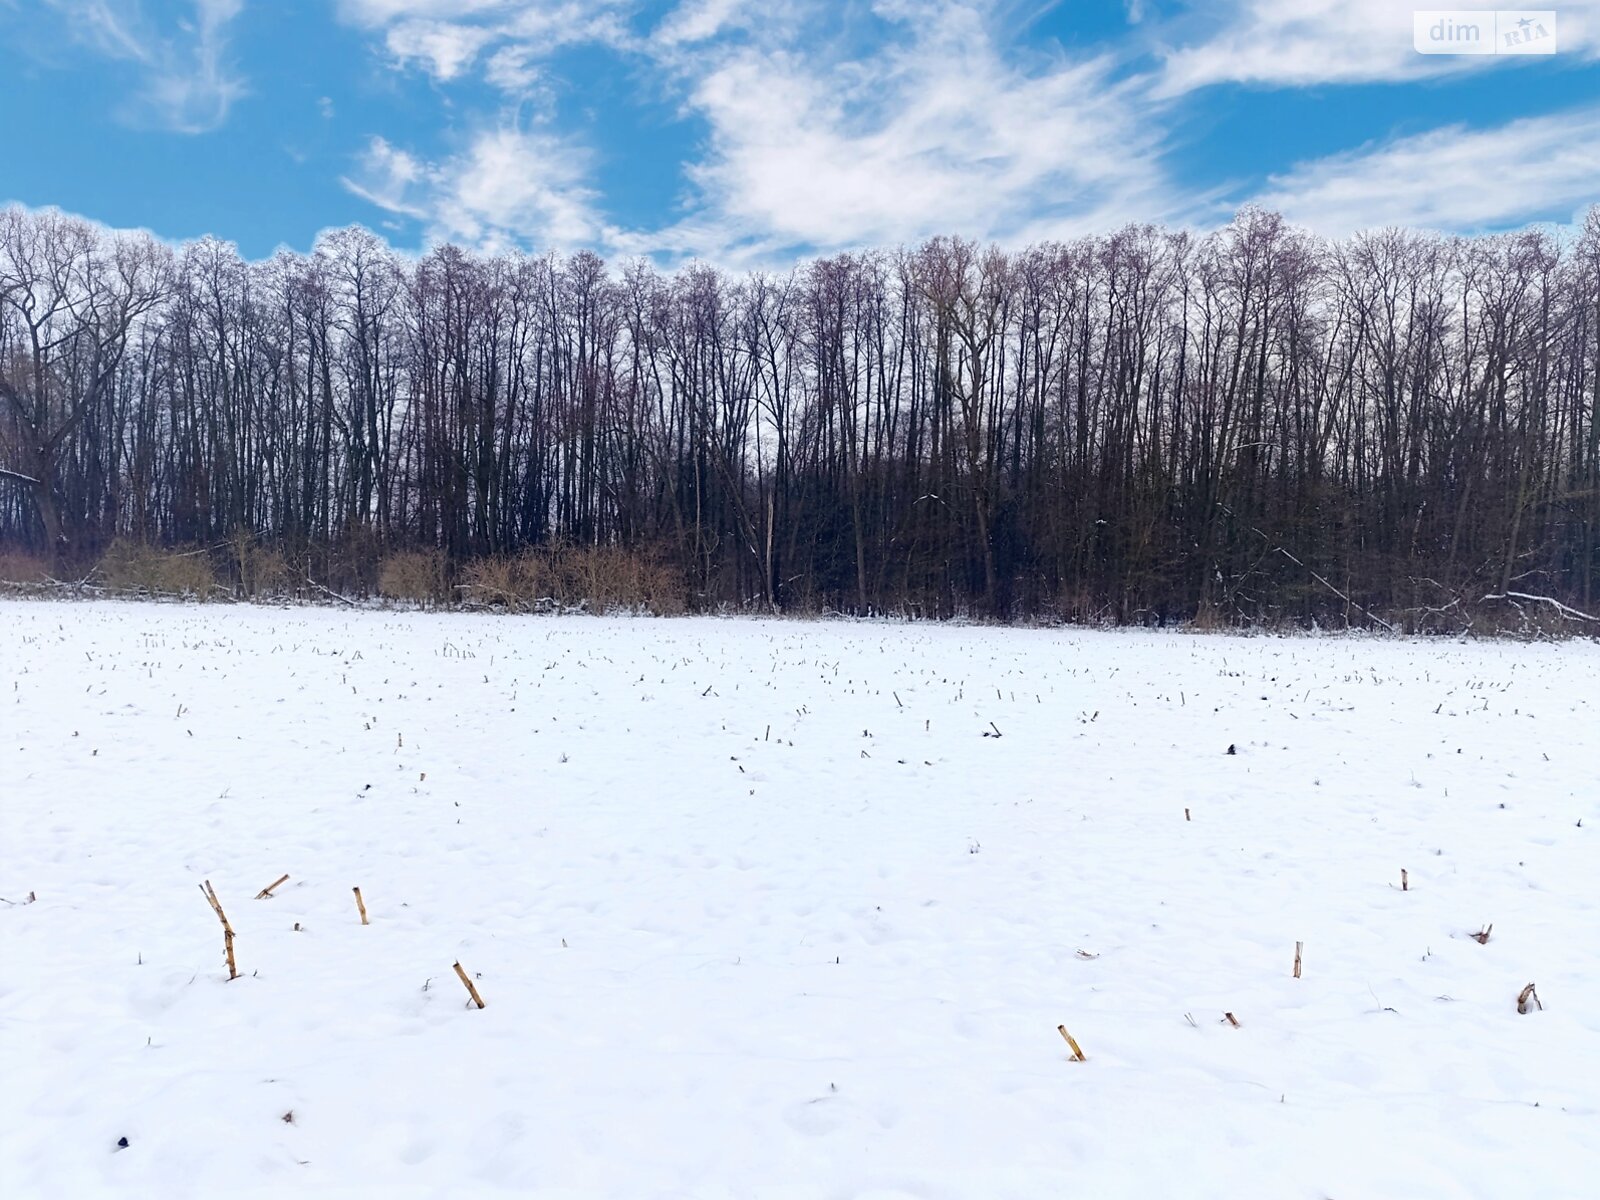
[3,600,1598,1199]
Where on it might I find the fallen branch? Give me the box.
[303,571,358,607]
[1286,553,1395,632]
[169,540,233,559]
[1220,504,1396,631]
[1481,592,1600,623]
[255,874,289,899]
[40,566,105,592]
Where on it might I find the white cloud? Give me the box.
[1156,0,1600,94]
[440,127,601,249]
[332,0,1600,263]
[336,0,505,25]
[336,0,1185,265]
[384,19,496,81]
[337,0,633,89]
[43,0,245,132]
[341,136,430,219]
[657,1,1172,258]
[1251,106,1600,235]
[499,1,631,51]
[62,0,150,60]
[335,2,629,254]
[342,127,603,252]
[483,44,540,92]
[653,0,750,47]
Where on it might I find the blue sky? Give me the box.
[3,1,1598,264]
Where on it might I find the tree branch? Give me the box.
[1481,592,1600,623]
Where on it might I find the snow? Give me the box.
[3,599,1598,1199]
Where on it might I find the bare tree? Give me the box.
[2,202,1597,626]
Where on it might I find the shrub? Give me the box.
[0,551,51,584]
[378,549,447,607]
[457,544,684,615]
[457,556,523,608]
[99,541,217,597]
[569,545,684,615]
[326,526,383,596]
[234,535,293,599]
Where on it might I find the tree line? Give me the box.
[3,203,1598,627]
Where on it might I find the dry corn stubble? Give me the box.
[200,880,238,980]
[453,962,487,1009]
[1056,1025,1086,1061]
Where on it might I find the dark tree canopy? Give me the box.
[3,205,1599,627]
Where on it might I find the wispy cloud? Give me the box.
[335,0,507,25]
[339,0,634,89]
[341,136,431,219]
[329,0,1600,263]
[645,0,1173,261]
[45,0,246,133]
[342,125,605,252]
[483,44,541,92]
[1155,0,1600,95]
[383,19,497,81]
[332,1,1185,264]
[652,0,751,47]
[329,3,647,256]
[1251,105,1600,235]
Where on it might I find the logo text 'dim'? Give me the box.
[1413,10,1556,54]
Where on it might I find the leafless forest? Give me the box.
[3,204,1598,627]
